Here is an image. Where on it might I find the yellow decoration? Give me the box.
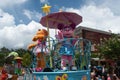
[62,74,68,80]
[42,4,51,14]
[56,76,61,80]
[55,74,68,80]
[82,75,87,80]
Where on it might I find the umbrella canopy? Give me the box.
[8,52,19,57]
[40,12,82,29]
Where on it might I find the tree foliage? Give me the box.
[0,53,5,66]
[22,53,32,67]
[97,34,120,60]
[0,47,10,66]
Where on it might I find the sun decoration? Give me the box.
[56,76,61,80]
[82,75,87,80]
[55,74,68,80]
[42,4,51,14]
[62,74,68,80]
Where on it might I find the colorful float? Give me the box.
[26,4,91,80]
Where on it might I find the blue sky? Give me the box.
[0,0,120,49]
[1,0,85,25]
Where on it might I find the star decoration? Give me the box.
[42,4,51,14]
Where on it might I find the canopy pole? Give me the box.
[42,4,53,68]
[46,17,53,68]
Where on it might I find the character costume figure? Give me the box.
[56,23,77,70]
[28,29,48,69]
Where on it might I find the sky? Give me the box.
[0,0,120,49]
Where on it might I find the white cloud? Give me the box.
[23,9,42,20]
[0,9,15,29]
[0,20,55,49]
[86,0,120,15]
[40,0,48,3]
[0,0,27,8]
[0,8,55,49]
[66,5,120,33]
[102,0,120,15]
[23,10,32,20]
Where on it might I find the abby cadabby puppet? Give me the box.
[56,23,77,70]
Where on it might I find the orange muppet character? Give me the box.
[28,29,48,70]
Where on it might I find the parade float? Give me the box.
[26,4,91,80]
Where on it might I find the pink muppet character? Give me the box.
[56,23,77,70]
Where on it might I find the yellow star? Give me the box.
[42,4,51,14]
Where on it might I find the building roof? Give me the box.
[75,26,112,35]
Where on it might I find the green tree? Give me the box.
[97,34,120,60]
[0,47,10,56]
[0,53,5,66]
[15,48,28,57]
[22,53,32,67]
[0,47,11,66]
